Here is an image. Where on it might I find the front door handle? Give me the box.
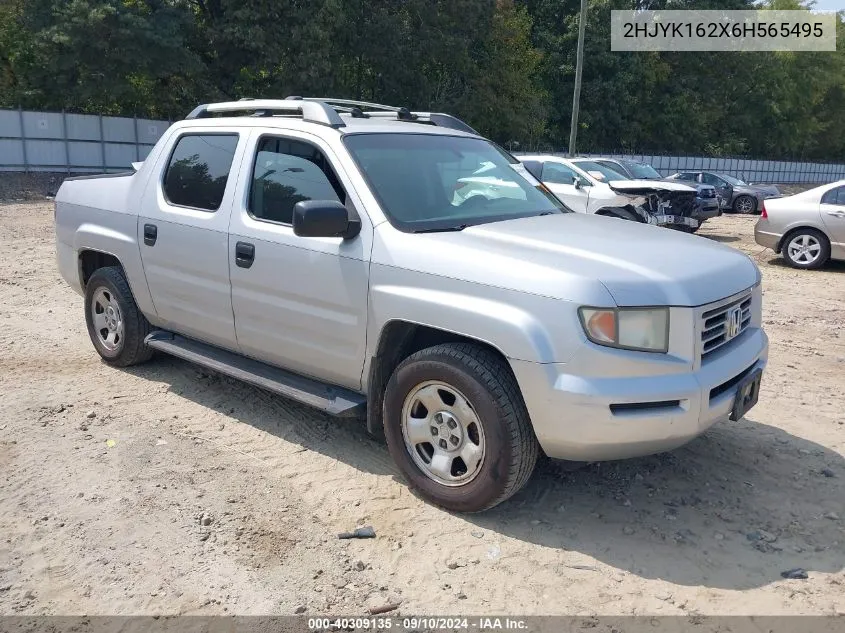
[143,223,157,246]
[235,241,255,268]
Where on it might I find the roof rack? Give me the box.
[286,96,479,134]
[286,96,415,118]
[184,97,479,135]
[185,99,345,128]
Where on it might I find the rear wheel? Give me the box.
[781,229,830,270]
[383,343,539,512]
[733,195,756,214]
[84,266,154,366]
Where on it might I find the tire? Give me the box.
[84,266,154,367]
[781,228,831,270]
[732,195,756,214]
[383,343,539,513]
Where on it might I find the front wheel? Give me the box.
[383,343,539,512]
[84,266,154,366]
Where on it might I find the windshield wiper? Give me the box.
[412,224,469,233]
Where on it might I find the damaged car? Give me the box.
[590,157,721,229]
[667,171,781,215]
[517,155,700,231]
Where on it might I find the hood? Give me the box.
[381,214,759,307]
[607,180,697,196]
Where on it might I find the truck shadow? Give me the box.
[127,358,844,591]
[468,419,845,590]
[700,233,740,243]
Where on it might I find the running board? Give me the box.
[144,331,366,417]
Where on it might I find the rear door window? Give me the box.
[162,134,239,211]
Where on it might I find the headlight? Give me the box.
[578,307,669,353]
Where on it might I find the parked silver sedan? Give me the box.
[755,180,845,269]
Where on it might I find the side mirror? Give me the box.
[574,176,589,189]
[293,200,361,239]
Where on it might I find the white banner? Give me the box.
[611,10,837,52]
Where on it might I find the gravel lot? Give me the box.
[1,195,843,617]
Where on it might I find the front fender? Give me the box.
[365,264,587,372]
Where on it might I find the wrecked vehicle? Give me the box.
[517,155,700,231]
[590,157,721,229]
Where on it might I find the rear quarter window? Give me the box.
[162,134,239,211]
[821,186,845,205]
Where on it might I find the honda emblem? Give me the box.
[726,306,742,340]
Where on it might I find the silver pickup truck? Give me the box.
[54,98,768,512]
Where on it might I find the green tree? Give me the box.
[1,0,205,118]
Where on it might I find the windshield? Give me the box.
[571,160,630,182]
[343,133,567,232]
[626,162,662,179]
[720,173,747,186]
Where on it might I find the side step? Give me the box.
[144,331,366,417]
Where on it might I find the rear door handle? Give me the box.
[143,223,157,246]
[235,241,255,268]
[827,211,845,218]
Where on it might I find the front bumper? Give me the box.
[648,214,699,229]
[694,199,721,221]
[511,328,768,462]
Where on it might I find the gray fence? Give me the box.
[1,107,844,183]
[516,151,845,184]
[0,108,170,173]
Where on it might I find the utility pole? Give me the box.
[568,0,588,157]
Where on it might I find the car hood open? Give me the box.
[606,180,698,196]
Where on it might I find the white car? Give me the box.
[519,155,700,230]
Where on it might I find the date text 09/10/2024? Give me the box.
[307,617,528,631]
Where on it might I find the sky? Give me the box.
[810,0,844,10]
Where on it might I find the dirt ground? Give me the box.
[0,195,843,618]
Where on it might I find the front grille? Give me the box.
[700,292,752,358]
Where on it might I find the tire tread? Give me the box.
[781,228,831,270]
[86,266,154,367]
[395,342,539,512]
